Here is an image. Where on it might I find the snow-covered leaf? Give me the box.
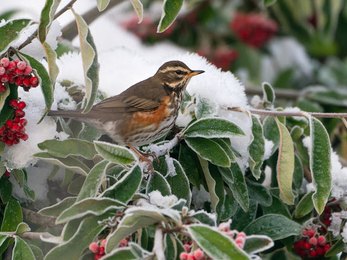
[94,141,135,165]
[13,236,35,260]
[188,224,249,260]
[249,115,265,179]
[147,171,171,196]
[130,0,143,23]
[45,214,108,260]
[42,41,59,85]
[38,0,61,43]
[71,9,99,113]
[77,160,109,202]
[39,197,76,216]
[262,82,275,107]
[166,159,191,206]
[195,96,218,119]
[19,52,53,120]
[102,165,142,203]
[190,211,216,226]
[243,214,303,240]
[34,152,89,175]
[1,197,22,232]
[97,0,110,11]
[243,235,274,254]
[293,191,314,218]
[219,163,249,211]
[184,118,245,139]
[275,119,295,205]
[164,234,176,260]
[186,137,231,167]
[309,117,332,214]
[158,0,184,33]
[38,138,97,160]
[0,19,31,55]
[56,198,125,224]
[263,116,280,156]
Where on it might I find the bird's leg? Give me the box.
[127,143,156,174]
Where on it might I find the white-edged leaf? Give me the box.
[130,0,143,23]
[94,141,135,165]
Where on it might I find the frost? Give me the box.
[328,212,343,237]
[165,155,176,177]
[342,224,347,243]
[148,190,178,208]
[192,186,211,209]
[263,139,274,160]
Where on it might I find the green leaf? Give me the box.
[13,236,35,260]
[195,96,218,119]
[230,200,257,231]
[178,144,201,188]
[158,0,184,33]
[0,19,31,54]
[0,84,18,127]
[102,165,142,203]
[186,137,230,167]
[39,197,77,216]
[97,0,110,11]
[130,0,143,23]
[68,175,84,195]
[166,159,191,206]
[190,211,216,226]
[188,224,249,260]
[184,118,245,139]
[12,169,24,187]
[0,175,12,204]
[249,115,265,179]
[106,209,166,253]
[0,86,10,112]
[263,0,277,7]
[309,117,332,214]
[263,116,280,156]
[325,238,344,258]
[243,235,274,254]
[94,141,135,165]
[164,234,176,260]
[261,193,291,219]
[42,41,59,86]
[243,214,303,240]
[56,198,125,224]
[77,160,109,202]
[34,152,89,175]
[102,248,137,259]
[45,215,108,260]
[275,118,295,205]
[71,9,99,113]
[19,52,53,118]
[1,197,22,232]
[293,154,304,190]
[147,171,171,196]
[38,0,61,43]
[15,222,30,235]
[247,180,272,207]
[290,126,303,142]
[212,138,236,162]
[38,138,97,160]
[262,82,275,107]
[218,163,249,212]
[293,191,314,218]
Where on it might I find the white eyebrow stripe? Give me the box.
[158,66,190,74]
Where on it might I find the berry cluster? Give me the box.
[293,228,331,258]
[218,221,246,249]
[89,239,107,260]
[0,58,38,92]
[198,47,238,71]
[180,247,204,260]
[0,100,28,146]
[230,12,278,48]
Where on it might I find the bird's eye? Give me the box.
[175,70,183,75]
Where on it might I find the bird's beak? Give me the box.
[189,70,205,77]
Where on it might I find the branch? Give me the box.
[144,134,183,157]
[22,208,61,228]
[228,107,347,118]
[17,232,55,240]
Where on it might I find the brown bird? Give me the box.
[48,60,204,167]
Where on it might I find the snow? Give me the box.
[149,190,178,209]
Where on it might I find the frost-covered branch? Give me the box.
[144,134,183,157]
[228,107,347,118]
[22,208,60,228]
[153,226,165,260]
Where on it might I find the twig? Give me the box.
[22,208,60,228]
[228,107,347,118]
[17,232,55,240]
[18,0,78,50]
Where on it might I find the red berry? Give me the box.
[309,237,317,245]
[98,246,105,254]
[94,254,103,260]
[5,120,13,129]
[17,101,26,109]
[8,73,14,84]
[324,244,331,253]
[13,117,20,123]
[180,252,189,260]
[183,244,191,252]
[309,250,317,258]
[15,109,25,118]
[303,242,311,249]
[316,246,324,255]
[21,133,28,141]
[0,67,5,76]
[17,61,26,70]
[9,99,18,108]
[119,238,127,247]
[187,253,196,260]
[88,242,99,253]
[307,229,315,237]
[11,124,20,133]
[5,139,13,146]
[23,66,32,75]
[193,249,204,260]
[19,126,26,134]
[101,239,107,248]
[19,118,27,127]
[302,230,307,236]
[0,85,6,92]
[13,138,19,145]
[30,76,38,87]
[317,235,326,246]
[1,74,9,83]
[0,58,9,68]
[23,78,30,87]
[7,61,16,71]
[15,76,23,86]
[4,170,10,177]
[13,68,23,76]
